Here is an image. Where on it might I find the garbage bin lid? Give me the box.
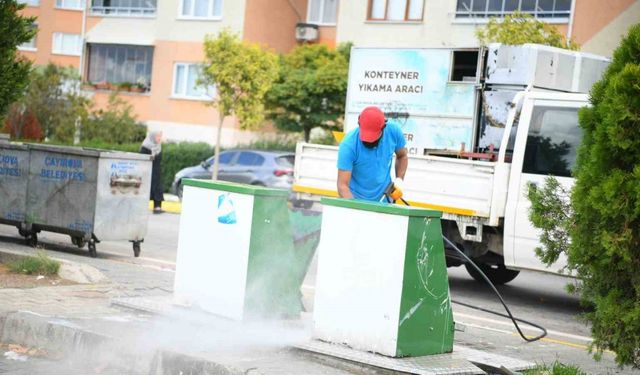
[183,179,290,197]
[28,143,101,157]
[321,197,442,218]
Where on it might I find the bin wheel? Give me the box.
[71,236,87,249]
[133,242,141,257]
[88,242,97,258]
[25,233,37,247]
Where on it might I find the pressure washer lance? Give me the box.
[383,182,547,343]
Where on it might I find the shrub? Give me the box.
[7,251,60,276]
[528,24,640,366]
[238,135,299,152]
[81,93,146,144]
[476,12,579,50]
[524,361,586,375]
[160,142,215,192]
[5,64,89,143]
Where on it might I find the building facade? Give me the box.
[17,0,639,145]
[17,0,339,145]
[336,0,640,56]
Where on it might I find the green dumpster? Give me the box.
[313,197,454,357]
[174,179,303,321]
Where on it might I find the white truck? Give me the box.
[292,44,609,284]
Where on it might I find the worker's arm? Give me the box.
[395,147,408,180]
[337,170,353,199]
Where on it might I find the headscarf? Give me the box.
[142,130,162,157]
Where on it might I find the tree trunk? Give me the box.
[304,127,311,142]
[212,112,225,180]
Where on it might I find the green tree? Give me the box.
[0,0,36,118]
[201,29,279,179]
[266,44,349,142]
[476,12,579,50]
[81,93,146,144]
[528,24,640,366]
[4,64,89,142]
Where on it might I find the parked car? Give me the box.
[171,149,295,199]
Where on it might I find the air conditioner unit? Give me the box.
[295,23,319,42]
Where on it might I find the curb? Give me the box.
[0,311,246,375]
[148,200,182,214]
[0,248,108,284]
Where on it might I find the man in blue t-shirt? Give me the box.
[337,106,408,202]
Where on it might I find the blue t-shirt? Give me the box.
[337,121,407,201]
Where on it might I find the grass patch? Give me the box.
[524,361,587,375]
[7,251,61,276]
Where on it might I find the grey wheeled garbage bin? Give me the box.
[23,144,152,257]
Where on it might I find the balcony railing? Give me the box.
[90,5,156,16]
[455,9,570,19]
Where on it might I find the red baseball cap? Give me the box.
[358,106,385,142]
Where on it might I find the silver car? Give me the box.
[171,150,295,199]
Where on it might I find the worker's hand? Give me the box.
[389,177,404,202]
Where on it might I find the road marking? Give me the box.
[137,257,177,266]
[459,321,594,350]
[453,311,594,342]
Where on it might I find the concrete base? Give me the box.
[111,295,535,375]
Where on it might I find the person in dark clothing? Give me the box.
[140,130,164,214]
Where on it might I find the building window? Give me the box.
[52,33,82,56]
[87,44,153,91]
[18,0,40,6]
[172,63,215,100]
[91,0,157,17]
[455,0,571,19]
[179,0,223,19]
[308,0,338,25]
[55,0,84,10]
[368,0,424,21]
[19,23,38,51]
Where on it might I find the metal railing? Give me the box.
[455,9,570,19]
[90,5,156,17]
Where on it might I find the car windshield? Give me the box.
[276,155,294,167]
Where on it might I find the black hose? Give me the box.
[396,197,547,342]
[442,235,547,342]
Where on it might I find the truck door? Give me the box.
[504,94,587,273]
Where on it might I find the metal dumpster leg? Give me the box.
[88,234,99,258]
[131,240,142,257]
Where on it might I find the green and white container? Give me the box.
[174,179,302,321]
[313,198,454,357]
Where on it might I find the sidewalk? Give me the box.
[0,238,529,375]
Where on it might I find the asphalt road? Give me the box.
[0,211,637,374]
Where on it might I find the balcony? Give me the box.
[90,0,156,17]
[86,44,154,93]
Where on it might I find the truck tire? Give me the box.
[464,262,520,285]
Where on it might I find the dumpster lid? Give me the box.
[183,179,290,197]
[28,143,101,157]
[0,142,28,150]
[96,150,152,161]
[321,197,442,218]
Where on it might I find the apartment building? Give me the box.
[17,0,339,145]
[336,0,640,57]
[16,1,638,145]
